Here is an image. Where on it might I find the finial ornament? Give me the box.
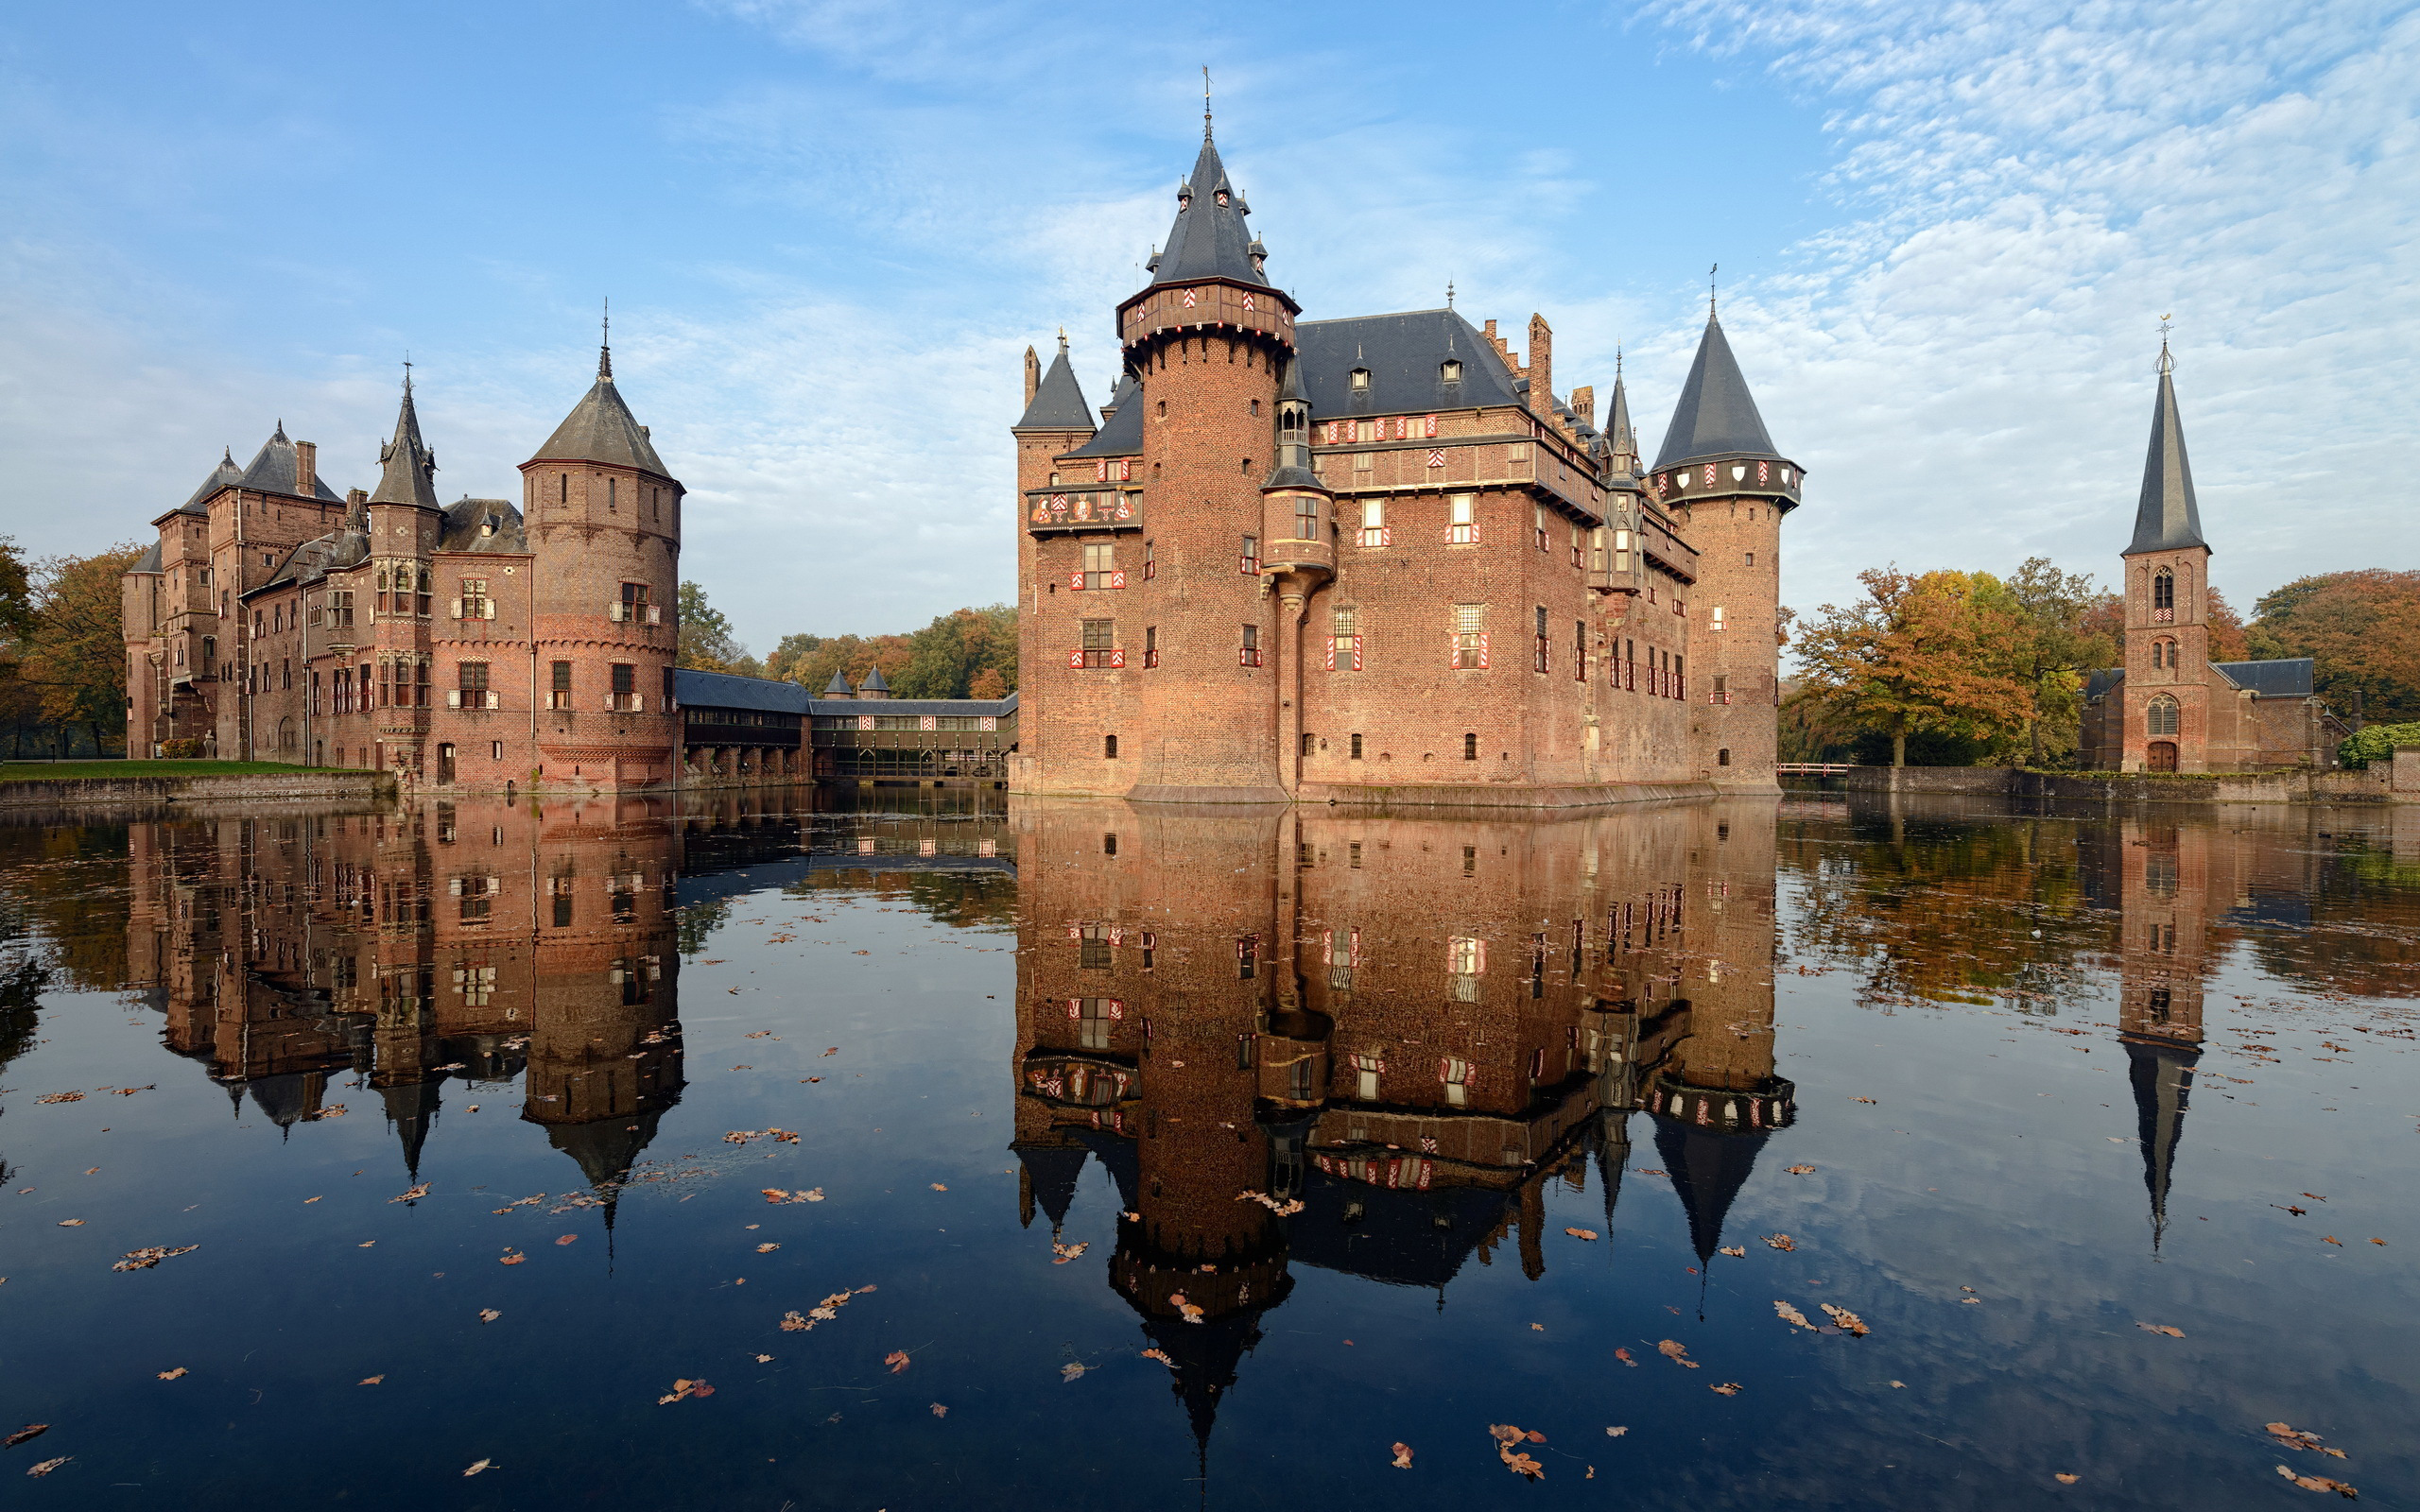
[402,352,412,395]
[1202,65,1212,140]
[1446,279,1455,309]
[1709,263,1719,318]
[599,298,613,381]
[2156,313,2174,375]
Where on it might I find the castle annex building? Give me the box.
[122,342,686,789]
[1012,122,1799,803]
[2079,348,2338,773]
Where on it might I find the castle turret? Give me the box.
[1651,307,1801,791]
[520,325,683,790]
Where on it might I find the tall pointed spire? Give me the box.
[2125,1038,2199,1253]
[1652,312,1780,471]
[369,371,442,509]
[1607,348,1638,475]
[1138,112,1268,293]
[2124,331,2206,555]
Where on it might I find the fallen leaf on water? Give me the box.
[499,1251,527,1266]
[26,1457,70,1477]
[1634,1169,1666,1177]
[1489,1425,1546,1479]
[303,1196,321,1204]
[1122,1211,1141,1223]
[2268,1424,2348,1459]
[1141,1349,1173,1367]
[1852,1096,1877,1104]
[1719,1246,1746,1258]
[2276,1465,2359,1498]
[1050,1241,1087,1263]
[84,1168,98,1176]
[1711,1383,1742,1396]
[1607,1426,1628,1436]
[657,1378,715,1403]
[1821,1304,1871,1336]
[930,1184,948,1193]
[821,1048,838,1057]
[34,1091,84,1104]
[885,1351,910,1374]
[360,1375,384,1385]
[113,1245,200,1271]
[463,1458,494,1476]
[930,1402,947,1418]
[1658,1339,1700,1368]
[2304,1194,2326,1201]
[2371,1239,2387,1246]
[478,1309,502,1323]
[1530,1324,1545,1332]
[1614,1348,1636,1366]
[1169,1291,1204,1324]
[1890,1380,1907,1388]
[1391,1441,1414,1469]
[1764,1233,1796,1251]
[357,1241,375,1248]
[157,1367,189,1381]
[56,1219,83,1228]
[554,1235,578,1246]
[6,1425,48,1446]
[756,1243,780,1254]
[1961,1297,1982,1305]
[1564,1227,1599,1241]
[389,1184,429,1204]
[2135,1323,2185,1338]
[1785,1165,1818,1176]
[1774,1300,1815,1330]
[2056,1473,2081,1485]
[1061,1363,1087,1382]
[2322,1236,2343,1246]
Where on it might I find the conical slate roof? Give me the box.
[1012,1141,1088,1231]
[1652,316,1781,471]
[822,669,853,696]
[1652,1115,1769,1263]
[369,378,442,508]
[859,665,890,694]
[2125,354,2207,555]
[180,449,245,513]
[1607,371,1637,465]
[380,1078,443,1179]
[2125,1038,2199,1252]
[238,424,343,501]
[1142,132,1269,293]
[1014,336,1096,432]
[529,344,672,477]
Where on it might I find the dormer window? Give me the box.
[480,519,495,538]
[1441,360,1462,384]
[1350,369,1372,392]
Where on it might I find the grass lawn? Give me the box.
[0,760,347,782]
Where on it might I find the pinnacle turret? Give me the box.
[368,375,442,509]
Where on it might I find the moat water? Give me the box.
[0,789,2412,1509]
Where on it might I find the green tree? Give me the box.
[2004,557,2119,765]
[1794,567,2036,766]
[676,581,754,674]
[2251,569,2420,724]
[893,605,1017,699]
[17,544,141,755]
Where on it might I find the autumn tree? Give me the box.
[763,606,1016,700]
[676,581,757,675]
[2249,569,2420,723]
[15,544,142,756]
[1793,567,2037,766]
[2004,558,2119,765]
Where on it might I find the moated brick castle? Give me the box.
[1011,120,1799,802]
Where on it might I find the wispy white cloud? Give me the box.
[1636,0,2420,615]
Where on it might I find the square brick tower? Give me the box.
[2118,344,2212,774]
[1647,308,1803,792]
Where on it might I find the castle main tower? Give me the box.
[520,333,684,790]
[1651,310,1802,792]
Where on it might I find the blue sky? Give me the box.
[3,0,2413,653]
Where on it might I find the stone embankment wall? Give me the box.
[0,770,392,818]
[1783,761,2417,805]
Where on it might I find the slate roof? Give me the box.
[130,541,164,574]
[1652,316,1783,470]
[2126,357,2207,555]
[822,670,853,696]
[1142,133,1269,293]
[251,526,370,594]
[2212,658,2314,697]
[238,425,344,501]
[528,347,673,477]
[438,497,527,554]
[368,379,442,509]
[1063,378,1145,458]
[1014,337,1096,433]
[1295,308,1522,417]
[2083,668,2124,702]
[179,450,245,514]
[860,665,890,694]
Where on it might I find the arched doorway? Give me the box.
[2147,741,2178,772]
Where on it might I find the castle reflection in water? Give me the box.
[101,786,2295,1445]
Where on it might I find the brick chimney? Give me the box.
[293,439,317,497]
[1527,315,1552,417]
[1571,385,1594,426]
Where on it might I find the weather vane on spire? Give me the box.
[2157,312,2173,374]
[1202,66,1213,139]
[1709,263,1719,318]
[1446,279,1455,309]
[599,297,614,381]
[402,352,412,394]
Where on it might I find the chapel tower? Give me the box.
[2118,341,2210,774]
[1651,308,1802,791]
[521,329,685,789]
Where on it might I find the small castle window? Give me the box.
[1350,369,1371,391]
[1441,360,1461,384]
[1250,399,1260,417]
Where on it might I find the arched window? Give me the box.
[2152,568,2175,621]
[2147,696,2180,736]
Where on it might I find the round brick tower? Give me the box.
[1115,124,1302,798]
[521,333,684,791]
[1649,307,1803,792]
